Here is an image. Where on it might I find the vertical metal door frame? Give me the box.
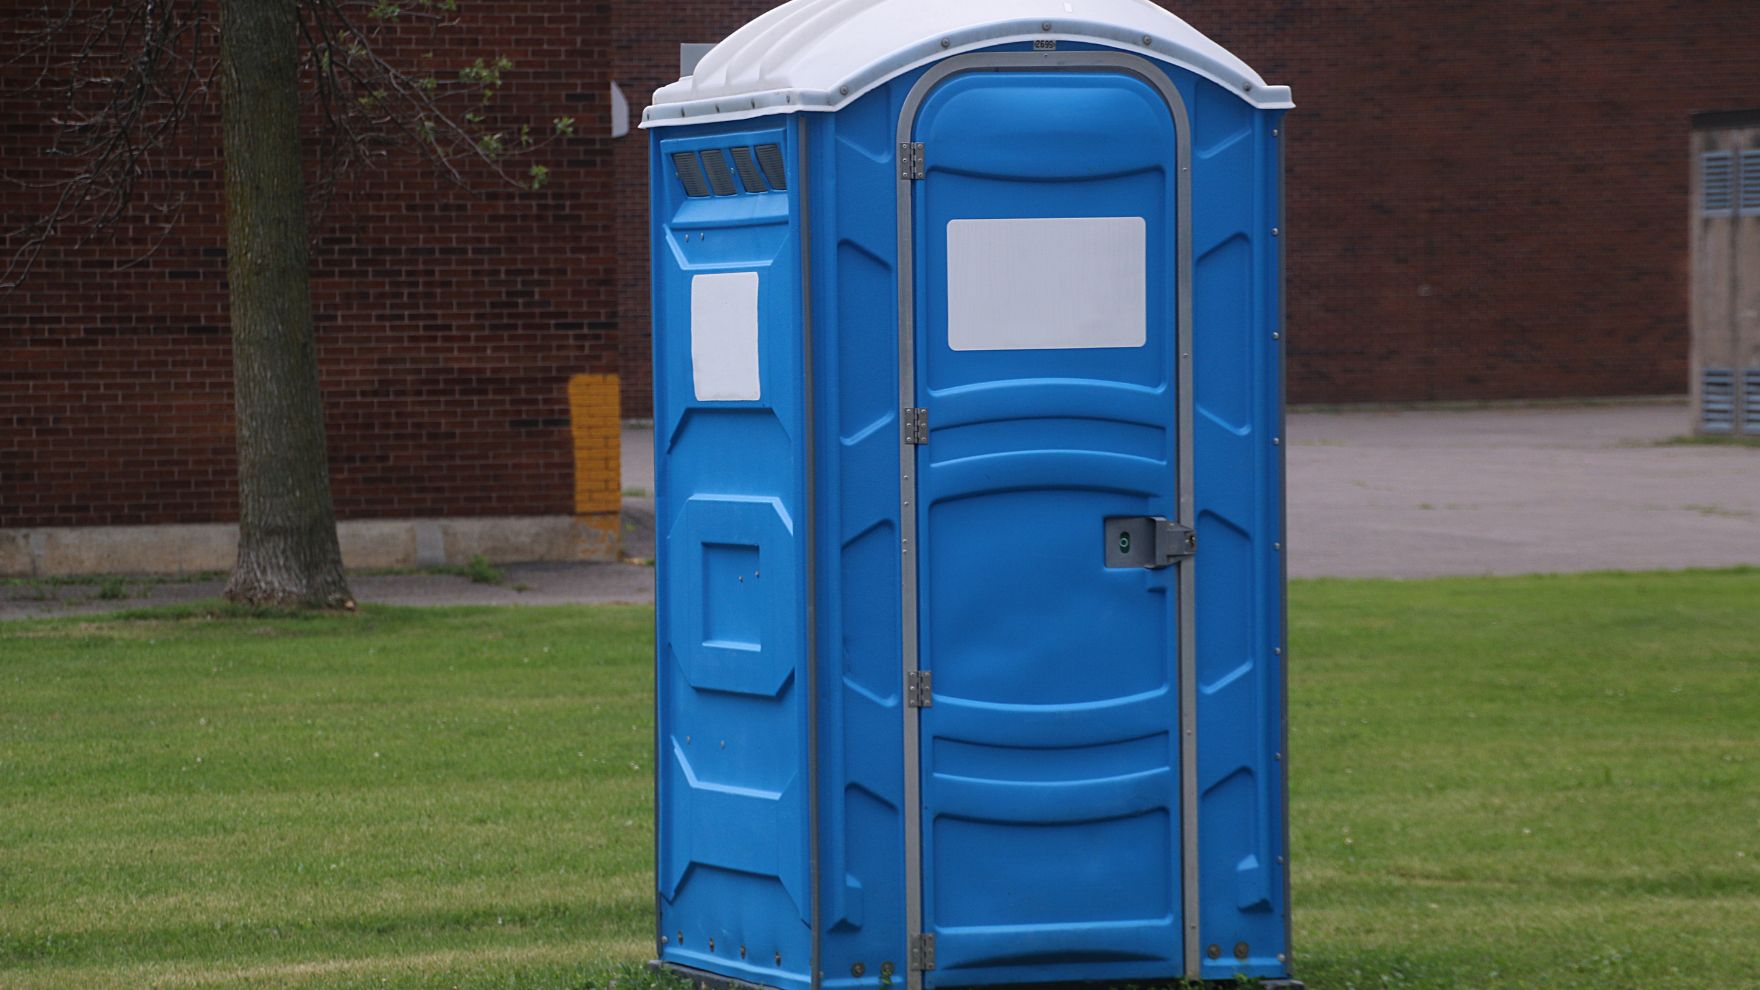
[800,114,824,990]
[893,51,1198,988]
[1275,116,1293,974]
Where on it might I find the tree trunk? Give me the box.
[219,0,353,609]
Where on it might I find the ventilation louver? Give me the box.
[674,144,786,197]
[699,149,739,196]
[1745,369,1760,434]
[1702,152,1735,216]
[1702,368,1735,433]
[1742,151,1760,216]
[672,151,711,198]
[755,144,788,190]
[730,146,768,193]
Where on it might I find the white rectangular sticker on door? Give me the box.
[690,271,761,401]
[946,217,1147,352]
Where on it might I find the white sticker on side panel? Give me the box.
[690,271,761,401]
[947,217,1147,352]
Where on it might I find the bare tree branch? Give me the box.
[3,0,575,290]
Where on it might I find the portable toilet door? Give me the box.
[645,3,1294,989]
[903,52,1206,985]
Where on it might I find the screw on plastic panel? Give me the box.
[941,38,951,48]
[1042,21,1053,30]
[852,963,866,977]
[1275,752,1284,761]
[709,938,716,952]
[741,945,748,959]
[1274,647,1283,655]
[661,935,670,944]
[1274,543,1283,552]
[1207,944,1222,960]
[1273,332,1282,340]
[1143,34,1153,45]
[840,85,850,95]
[1272,227,1282,236]
[1273,128,1281,136]
[775,951,784,965]
[1278,954,1289,963]
[1273,437,1282,446]
[1235,943,1251,961]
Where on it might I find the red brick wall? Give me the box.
[1175,0,1759,403]
[1,2,614,529]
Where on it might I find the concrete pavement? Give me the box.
[1287,402,1758,578]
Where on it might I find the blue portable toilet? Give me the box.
[644,2,1295,989]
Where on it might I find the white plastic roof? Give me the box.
[642,0,1292,129]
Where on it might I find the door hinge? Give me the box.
[906,670,933,709]
[899,142,926,180]
[903,407,930,445]
[909,933,937,971]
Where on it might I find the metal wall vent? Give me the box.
[729,146,768,193]
[672,151,711,198]
[1702,368,1735,433]
[1746,369,1760,433]
[755,143,788,190]
[699,148,739,197]
[1742,151,1760,216]
[1702,152,1735,216]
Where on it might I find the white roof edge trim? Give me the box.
[642,20,1292,129]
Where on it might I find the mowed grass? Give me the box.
[1,571,1758,989]
[0,606,660,990]
[1290,570,1760,989]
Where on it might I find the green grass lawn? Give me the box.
[3,571,1758,989]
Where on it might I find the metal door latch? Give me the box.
[1105,516,1196,569]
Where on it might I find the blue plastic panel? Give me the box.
[910,69,1185,988]
[805,85,913,990]
[1188,76,1289,984]
[652,119,815,990]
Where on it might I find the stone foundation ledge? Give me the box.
[0,514,621,579]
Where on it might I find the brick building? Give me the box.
[4,1,1759,574]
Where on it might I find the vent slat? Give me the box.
[671,151,711,198]
[755,144,788,191]
[730,146,769,193]
[1703,368,1736,433]
[1745,369,1760,433]
[1742,152,1760,215]
[1703,152,1735,215]
[700,149,739,196]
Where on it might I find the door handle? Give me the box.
[1105,517,1196,569]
